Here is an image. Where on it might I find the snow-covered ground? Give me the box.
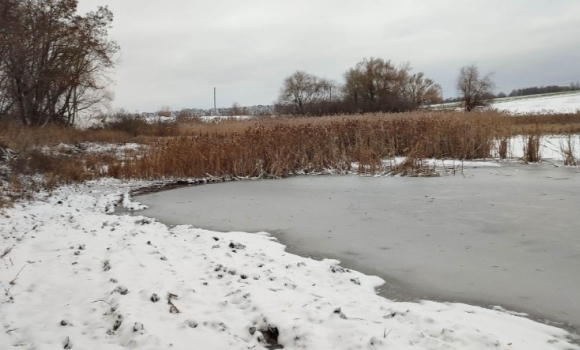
[430,91,580,114]
[40,142,145,158]
[140,115,177,124]
[1,179,579,349]
[200,115,254,122]
[506,135,580,161]
[492,91,580,114]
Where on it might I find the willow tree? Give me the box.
[342,58,430,112]
[403,72,442,106]
[343,58,406,105]
[456,65,495,112]
[276,71,333,115]
[0,0,118,126]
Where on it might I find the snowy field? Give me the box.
[492,91,580,114]
[430,91,580,114]
[1,177,579,349]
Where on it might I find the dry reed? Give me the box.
[1,110,580,207]
[117,112,560,180]
[559,135,579,166]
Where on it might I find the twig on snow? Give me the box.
[0,247,12,259]
[93,299,113,306]
[9,264,27,285]
[167,292,181,313]
[384,328,392,338]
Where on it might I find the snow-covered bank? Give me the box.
[1,179,579,349]
[39,142,146,158]
[506,135,580,161]
[429,91,580,114]
[492,91,580,114]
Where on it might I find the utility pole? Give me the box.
[213,87,217,116]
[329,86,332,103]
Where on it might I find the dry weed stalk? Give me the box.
[9,264,27,285]
[522,128,542,163]
[559,135,579,166]
[497,138,509,159]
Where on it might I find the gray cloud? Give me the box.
[77,0,580,111]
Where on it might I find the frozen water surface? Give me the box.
[136,163,580,331]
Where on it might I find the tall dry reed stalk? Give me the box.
[2,110,580,207]
[521,125,542,163]
[559,135,579,166]
[119,113,509,179]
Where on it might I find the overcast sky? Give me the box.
[77,0,580,112]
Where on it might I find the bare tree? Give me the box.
[456,65,495,112]
[0,0,118,126]
[341,58,421,112]
[157,105,172,117]
[0,73,11,118]
[229,102,249,116]
[276,71,332,115]
[403,72,442,107]
[275,58,440,115]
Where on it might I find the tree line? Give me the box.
[0,0,118,126]
[508,83,580,98]
[0,0,509,124]
[275,58,443,116]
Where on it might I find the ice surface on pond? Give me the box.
[137,163,580,335]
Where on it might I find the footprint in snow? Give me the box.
[113,285,129,295]
[62,336,73,349]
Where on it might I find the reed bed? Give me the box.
[119,111,580,180]
[2,110,580,206]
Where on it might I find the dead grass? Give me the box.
[0,120,134,153]
[117,111,575,180]
[99,115,179,137]
[390,157,438,177]
[522,133,542,163]
[559,134,579,166]
[1,110,580,207]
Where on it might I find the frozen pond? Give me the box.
[135,163,580,331]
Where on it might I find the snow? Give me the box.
[350,158,501,177]
[492,91,580,114]
[1,179,578,349]
[140,115,177,124]
[505,135,580,161]
[40,142,146,158]
[200,115,254,122]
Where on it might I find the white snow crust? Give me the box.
[0,179,579,349]
[40,142,145,158]
[492,92,580,114]
[507,135,580,161]
[200,115,254,122]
